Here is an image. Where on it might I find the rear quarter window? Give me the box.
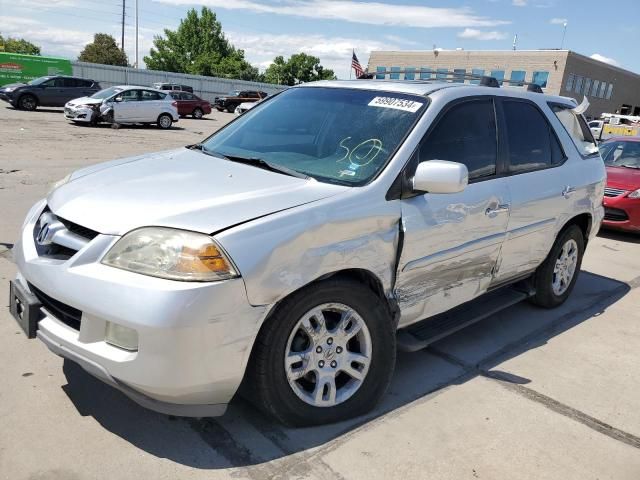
[550,104,598,157]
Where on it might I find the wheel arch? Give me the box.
[561,212,592,245]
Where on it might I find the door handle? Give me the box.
[562,185,576,198]
[485,204,510,217]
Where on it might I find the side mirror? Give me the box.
[412,160,468,194]
[114,96,123,103]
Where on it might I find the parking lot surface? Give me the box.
[1,105,639,480]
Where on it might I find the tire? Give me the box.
[530,225,584,308]
[246,279,396,427]
[18,94,37,111]
[226,105,235,113]
[157,113,172,129]
[192,108,204,119]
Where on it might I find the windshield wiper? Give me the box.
[212,152,310,179]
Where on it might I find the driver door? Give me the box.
[112,89,140,121]
[395,97,511,327]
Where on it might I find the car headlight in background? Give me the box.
[102,227,238,281]
[628,189,640,199]
[4,87,16,92]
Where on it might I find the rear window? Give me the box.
[551,105,598,156]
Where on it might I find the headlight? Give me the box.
[102,227,238,281]
[49,173,71,193]
[4,87,16,92]
[628,189,640,199]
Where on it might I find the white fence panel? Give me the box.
[72,62,285,102]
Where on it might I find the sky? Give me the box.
[1,0,639,79]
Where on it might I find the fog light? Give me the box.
[105,322,138,351]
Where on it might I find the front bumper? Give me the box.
[64,105,97,123]
[13,200,268,415]
[602,195,640,232]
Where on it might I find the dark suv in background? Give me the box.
[0,76,101,111]
[214,90,267,112]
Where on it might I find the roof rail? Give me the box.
[359,69,544,93]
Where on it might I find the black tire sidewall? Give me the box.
[19,95,37,111]
[252,280,396,426]
[193,108,203,118]
[533,225,584,308]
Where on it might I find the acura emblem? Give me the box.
[36,212,64,246]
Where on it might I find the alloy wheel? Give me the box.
[552,238,578,296]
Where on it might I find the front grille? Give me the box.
[604,207,629,222]
[58,216,99,241]
[29,283,82,330]
[604,187,626,197]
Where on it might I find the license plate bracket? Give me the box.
[9,280,42,339]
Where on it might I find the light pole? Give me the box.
[560,22,568,50]
[135,0,139,68]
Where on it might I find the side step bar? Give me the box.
[396,284,535,353]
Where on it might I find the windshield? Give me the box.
[227,90,241,97]
[91,86,124,99]
[28,76,52,86]
[600,141,640,169]
[202,87,427,185]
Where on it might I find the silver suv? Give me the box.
[9,78,605,426]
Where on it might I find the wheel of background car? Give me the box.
[530,224,584,308]
[18,94,37,111]
[192,108,203,119]
[245,278,396,427]
[226,105,235,113]
[157,113,172,129]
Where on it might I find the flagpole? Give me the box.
[349,49,353,80]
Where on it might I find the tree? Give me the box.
[78,33,128,66]
[263,53,336,86]
[0,34,41,55]
[144,7,259,80]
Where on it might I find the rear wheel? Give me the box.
[18,94,37,111]
[226,105,235,113]
[246,279,396,427]
[192,108,204,119]
[157,113,172,129]
[530,225,584,308]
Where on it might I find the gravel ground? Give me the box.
[1,104,639,480]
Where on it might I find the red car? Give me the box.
[170,91,212,119]
[599,137,640,232]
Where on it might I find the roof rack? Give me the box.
[358,69,544,94]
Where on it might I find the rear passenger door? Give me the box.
[492,98,573,283]
[139,90,165,121]
[396,97,511,326]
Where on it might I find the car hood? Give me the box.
[0,82,25,91]
[47,148,347,235]
[66,96,102,106]
[606,165,640,191]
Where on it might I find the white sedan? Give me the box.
[234,101,258,115]
[65,86,179,129]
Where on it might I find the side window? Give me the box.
[503,101,564,172]
[80,79,94,87]
[117,90,139,102]
[183,93,194,100]
[140,90,162,101]
[62,78,78,87]
[53,78,66,87]
[420,99,497,181]
[551,105,598,156]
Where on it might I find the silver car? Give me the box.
[10,79,605,426]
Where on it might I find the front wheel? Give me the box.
[18,94,37,111]
[246,279,396,427]
[157,113,173,129]
[192,108,204,119]
[530,225,584,308]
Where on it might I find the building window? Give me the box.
[471,68,485,84]
[510,70,526,86]
[390,67,401,80]
[574,76,584,94]
[436,68,448,80]
[599,81,607,98]
[566,73,575,91]
[376,66,386,80]
[453,68,466,83]
[491,70,505,85]
[606,83,614,100]
[419,67,432,79]
[532,71,550,88]
[404,67,416,80]
[583,78,592,97]
[591,80,600,97]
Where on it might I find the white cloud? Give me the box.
[512,0,527,5]
[457,28,507,41]
[153,0,510,28]
[590,53,621,67]
[0,16,92,55]
[226,31,400,78]
[549,17,567,24]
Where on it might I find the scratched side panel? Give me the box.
[216,188,402,308]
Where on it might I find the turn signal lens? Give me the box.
[102,227,238,281]
[628,189,640,199]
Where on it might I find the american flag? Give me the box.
[351,50,364,78]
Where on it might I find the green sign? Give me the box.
[0,52,72,86]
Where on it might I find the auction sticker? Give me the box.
[368,96,423,113]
